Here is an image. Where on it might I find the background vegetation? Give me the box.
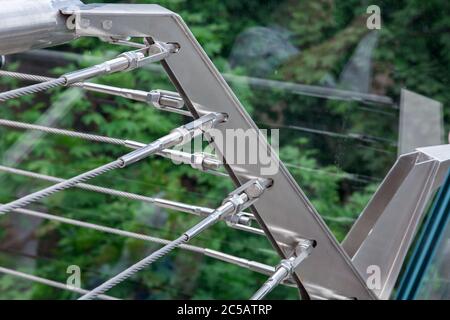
[0,0,448,299]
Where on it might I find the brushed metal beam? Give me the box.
[0,0,82,55]
[66,3,376,299]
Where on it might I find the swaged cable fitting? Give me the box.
[0,112,226,215]
[250,239,315,300]
[0,70,191,117]
[79,178,272,300]
[0,164,263,234]
[0,41,178,102]
[0,117,223,175]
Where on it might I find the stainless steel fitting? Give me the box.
[223,178,272,215]
[250,239,314,300]
[119,112,226,168]
[183,179,271,241]
[148,90,185,111]
[63,41,178,85]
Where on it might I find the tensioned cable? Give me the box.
[0,249,204,299]
[0,118,381,184]
[20,49,396,108]
[0,70,193,117]
[0,160,123,215]
[0,118,125,146]
[284,163,381,184]
[0,165,267,234]
[0,122,372,223]
[0,70,396,146]
[0,77,67,102]
[78,216,220,300]
[0,42,177,103]
[0,112,227,215]
[0,120,367,223]
[0,73,395,173]
[0,70,393,125]
[44,201,281,259]
[0,97,362,220]
[259,121,397,146]
[0,70,57,83]
[0,266,118,300]
[0,164,213,216]
[0,73,394,149]
[79,235,187,300]
[6,204,274,277]
[0,117,223,175]
[0,249,201,299]
[79,185,264,300]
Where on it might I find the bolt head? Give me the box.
[245,181,265,199]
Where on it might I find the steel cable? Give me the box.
[0,119,126,146]
[0,70,54,83]
[79,234,188,300]
[0,164,213,216]
[79,205,232,300]
[8,205,275,280]
[0,160,123,215]
[0,117,224,175]
[0,77,66,102]
[0,266,118,300]
[9,205,203,254]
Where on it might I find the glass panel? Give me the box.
[415,216,450,299]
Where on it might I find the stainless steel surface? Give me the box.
[0,0,82,55]
[0,70,192,116]
[343,144,450,299]
[185,179,268,241]
[251,240,314,300]
[0,265,118,300]
[64,42,176,84]
[120,112,225,167]
[0,115,223,174]
[8,203,275,283]
[251,264,290,300]
[66,3,376,299]
[8,2,442,300]
[79,179,269,300]
[0,42,176,102]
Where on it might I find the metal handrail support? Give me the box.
[343,145,450,299]
[60,2,377,299]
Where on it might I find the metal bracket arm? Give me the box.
[61,3,376,299]
[251,239,314,300]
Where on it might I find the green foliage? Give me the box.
[0,0,447,300]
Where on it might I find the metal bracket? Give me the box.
[343,144,450,299]
[251,239,314,300]
[7,1,450,301]
[223,179,272,215]
[62,3,377,299]
[149,89,185,111]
